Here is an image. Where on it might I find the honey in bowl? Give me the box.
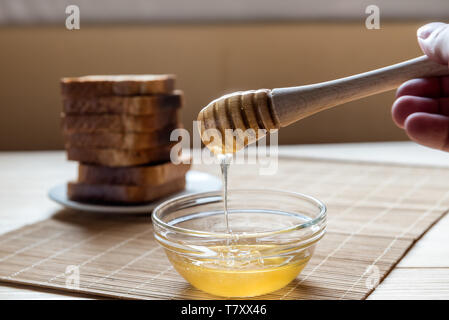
[165,244,312,297]
[152,119,325,297]
[152,190,326,298]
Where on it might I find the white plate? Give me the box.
[48,171,221,214]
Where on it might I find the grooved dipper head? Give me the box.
[197,89,279,154]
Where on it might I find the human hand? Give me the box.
[392,22,449,150]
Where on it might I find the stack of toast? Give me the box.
[60,75,190,204]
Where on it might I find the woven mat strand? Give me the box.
[0,158,448,300]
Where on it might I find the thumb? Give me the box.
[417,22,449,66]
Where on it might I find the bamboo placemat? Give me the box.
[0,157,448,300]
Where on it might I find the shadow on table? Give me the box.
[50,208,152,234]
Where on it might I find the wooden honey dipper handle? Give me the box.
[198,55,449,154]
[271,55,449,126]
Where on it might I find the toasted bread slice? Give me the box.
[77,158,191,186]
[61,108,180,134]
[63,123,181,149]
[61,74,176,97]
[67,144,176,167]
[62,91,183,115]
[67,177,186,204]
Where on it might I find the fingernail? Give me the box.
[417,24,436,39]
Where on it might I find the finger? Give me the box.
[417,22,449,66]
[396,77,442,98]
[404,112,449,151]
[392,96,439,128]
[442,77,449,96]
[417,22,446,40]
[392,96,449,128]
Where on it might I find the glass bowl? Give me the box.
[152,189,326,298]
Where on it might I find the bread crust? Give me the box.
[67,144,176,167]
[63,123,182,149]
[62,91,183,115]
[78,159,191,186]
[61,74,176,97]
[68,177,186,204]
[61,108,180,133]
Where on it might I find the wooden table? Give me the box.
[1,142,449,299]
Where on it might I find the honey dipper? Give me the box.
[198,55,449,154]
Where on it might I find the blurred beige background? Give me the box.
[0,21,430,150]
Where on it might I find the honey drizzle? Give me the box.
[218,153,233,234]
